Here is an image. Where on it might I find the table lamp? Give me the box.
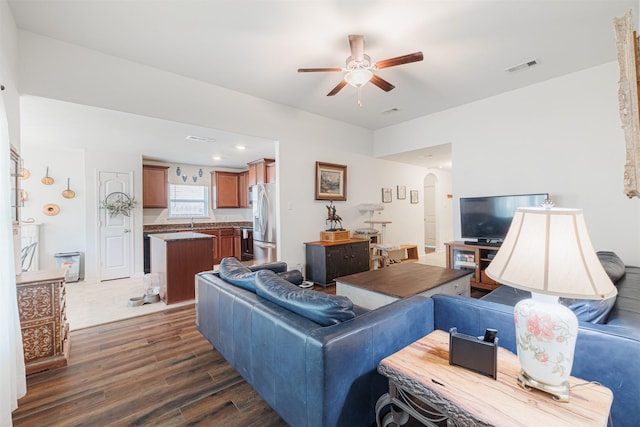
[485,206,617,402]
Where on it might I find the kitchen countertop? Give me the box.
[144,221,252,233]
[149,232,214,241]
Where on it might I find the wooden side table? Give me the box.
[376,330,612,427]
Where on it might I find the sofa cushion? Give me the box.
[276,269,304,286]
[218,257,258,291]
[554,251,623,324]
[255,270,355,326]
[597,251,626,283]
[559,296,616,324]
[248,261,288,274]
[219,257,304,291]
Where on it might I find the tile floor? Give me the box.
[65,276,193,331]
[65,250,447,331]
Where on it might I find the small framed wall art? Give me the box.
[410,190,419,204]
[315,162,347,201]
[397,185,406,200]
[382,187,392,203]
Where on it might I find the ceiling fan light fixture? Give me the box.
[344,69,373,88]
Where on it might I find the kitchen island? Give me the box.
[143,222,252,272]
[149,232,214,304]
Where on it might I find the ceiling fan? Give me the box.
[298,34,423,106]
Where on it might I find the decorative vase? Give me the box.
[513,296,578,401]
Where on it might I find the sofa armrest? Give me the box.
[305,295,435,427]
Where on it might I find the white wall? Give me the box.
[16,31,428,279]
[0,0,18,148]
[1,0,21,273]
[19,147,85,272]
[375,62,640,265]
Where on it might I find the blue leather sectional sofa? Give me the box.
[196,258,640,427]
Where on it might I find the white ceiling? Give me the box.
[8,0,637,168]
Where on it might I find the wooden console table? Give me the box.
[16,268,69,375]
[376,330,613,427]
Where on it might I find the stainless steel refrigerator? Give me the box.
[251,183,277,263]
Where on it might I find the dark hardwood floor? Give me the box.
[12,304,287,426]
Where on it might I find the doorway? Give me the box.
[423,174,437,254]
[98,171,133,281]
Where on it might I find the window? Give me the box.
[169,184,208,218]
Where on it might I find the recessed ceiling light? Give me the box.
[212,155,221,161]
[236,145,246,150]
[186,135,216,143]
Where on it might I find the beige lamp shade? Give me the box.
[485,207,617,300]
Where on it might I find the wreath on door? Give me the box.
[101,192,137,217]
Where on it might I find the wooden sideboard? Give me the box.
[305,239,370,286]
[16,268,69,375]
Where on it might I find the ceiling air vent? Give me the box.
[381,107,400,115]
[506,59,539,73]
[185,135,216,143]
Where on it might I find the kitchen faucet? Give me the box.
[190,217,194,229]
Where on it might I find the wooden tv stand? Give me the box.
[445,241,501,291]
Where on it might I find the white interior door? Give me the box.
[424,174,437,253]
[99,171,133,281]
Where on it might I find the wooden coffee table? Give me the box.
[335,263,472,309]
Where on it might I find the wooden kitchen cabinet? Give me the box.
[238,171,249,208]
[211,171,252,209]
[218,228,235,263]
[16,268,69,375]
[212,171,240,208]
[267,162,276,183]
[200,227,235,264]
[305,239,370,286]
[247,158,275,186]
[234,228,242,259]
[143,165,169,208]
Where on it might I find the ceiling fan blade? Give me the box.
[348,34,365,62]
[375,52,424,69]
[370,74,395,92]
[327,80,347,96]
[298,67,343,73]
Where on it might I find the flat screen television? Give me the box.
[460,193,549,244]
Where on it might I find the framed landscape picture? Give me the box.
[315,162,347,201]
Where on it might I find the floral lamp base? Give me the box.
[514,296,578,402]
